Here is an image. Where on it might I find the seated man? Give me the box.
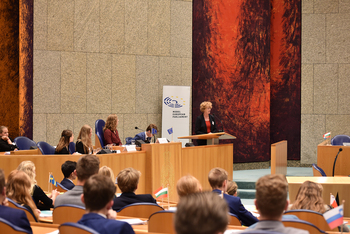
[78,174,134,234]
[174,192,228,234]
[241,174,308,234]
[60,160,77,190]
[112,167,156,211]
[55,155,100,207]
[0,126,17,152]
[126,124,158,144]
[208,167,258,226]
[0,168,32,233]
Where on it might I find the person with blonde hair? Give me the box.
[6,170,40,220]
[17,161,59,210]
[76,125,93,154]
[195,101,217,145]
[112,167,156,211]
[176,175,202,198]
[104,114,122,146]
[55,129,74,154]
[226,180,238,196]
[99,166,116,184]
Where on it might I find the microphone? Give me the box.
[135,126,145,132]
[332,148,343,177]
[212,114,224,132]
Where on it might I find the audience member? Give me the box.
[208,167,258,226]
[60,160,77,190]
[0,169,32,233]
[99,166,116,184]
[226,180,238,196]
[126,124,158,144]
[76,125,93,154]
[17,161,59,210]
[103,114,122,146]
[176,175,202,198]
[55,129,74,154]
[78,174,135,234]
[174,192,228,234]
[6,170,40,220]
[241,174,308,234]
[0,126,18,152]
[112,167,156,211]
[55,155,100,207]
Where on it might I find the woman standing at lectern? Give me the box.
[195,101,217,146]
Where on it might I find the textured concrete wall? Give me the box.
[301,0,350,164]
[33,0,192,146]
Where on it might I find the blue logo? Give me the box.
[164,96,185,108]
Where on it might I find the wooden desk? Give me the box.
[31,222,59,234]
[287,176,350,217]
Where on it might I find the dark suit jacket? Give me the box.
[112,192,157,211]
[126,132,151,144]
[195,114,217,145]
[0,205,32,233]
[78,213,134,234]
[0,138,17,152]
[213,189,258,226]
[60,178,75,190]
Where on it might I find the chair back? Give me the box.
[0,217,31,234]
[37,141,56,155]
[148,210,175,234]
[13,137,36,150]
[53,204,86,224]
[95,119,105,148]
[69,142,76,154]
[331,135,350,145]
[7,198,37,222]
[312,164,327,176]
[59,222,99,234]
[284,209,336,231]
[117,202,164,219]
[55,182,69,192]
[228,213,241,226]
[282,219,327,234]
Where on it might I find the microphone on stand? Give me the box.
[212,114,224,132]
[332,148,343,177]
[135,126,145,132]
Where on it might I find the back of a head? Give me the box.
[17,161,36,185]
[117,167,140,193]
[175,192,228,234]
[61,160,77,178]
[98,166,115,183]
[208,167,227,189]
[6,170,31,203]
[83,174,116,212]
[76,155,100,181]
[255,174,288,219]
[226,180,238,196]
[176,175,202,198]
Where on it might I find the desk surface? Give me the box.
[287,176,350,184]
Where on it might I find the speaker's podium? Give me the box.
[178,132,236,145]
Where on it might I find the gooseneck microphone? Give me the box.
[332,148,343,177]
[135,126,145,132]
[212,114,224,132]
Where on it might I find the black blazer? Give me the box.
[60,178,75,190]
[195,114,217,145]
[112,192,157,211]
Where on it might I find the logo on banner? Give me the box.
[164,96,185,108]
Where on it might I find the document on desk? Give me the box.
[119,218,147,225]
[40,210,53,217]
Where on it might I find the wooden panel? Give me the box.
[271,140,287,175]
[10,149,41,155]
[287,176,350,217]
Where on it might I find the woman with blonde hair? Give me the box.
[176,175,202,198]
[76,125,93,154]
[6,170,40,220]
[98,166,116,183]
[103,114,122,146]
[195,101,217,145]
[55,129,74,154]
[17,161,59,210]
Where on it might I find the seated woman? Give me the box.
[104,114,122,146]
[6,170,40,220]
[176,175,202,198]
[76,125,93,154]
[0,126,18,152]
[55,129,74,154]
[17,161,59,210]
[126,124,158,144]
[226,180,238,196]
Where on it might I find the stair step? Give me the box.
[236,181,256,190]
[237,189,256,199]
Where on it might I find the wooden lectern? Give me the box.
[178,132,236,145]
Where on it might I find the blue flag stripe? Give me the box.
[326,213,343,223]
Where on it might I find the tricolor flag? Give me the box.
[152,128,158,135]
[167,127,173,135]
[323,204,343,229]
[323,132,331,139]
[154,186,168,199]
[49,174,57,186]
[331,194,338,208]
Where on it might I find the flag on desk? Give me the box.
[49,174,57,186]
[152,128,158,135]
[331,194,338,208]
[154,186,168,199]
[167,127,173,135]
[323,204,343,229]
[323,132,331,139]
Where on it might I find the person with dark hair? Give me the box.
[195,101,217,145]
[78,174,134,234]
[103,114,122,146]
[55,155,100,207]
[60,160,77,190]
[126,124,158,144]
[174,192,228,234]
[112,167,156,211]
[0,169,32,234]
[0,126,18,152]
[208,167,258,226]
[55,129,74,154]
